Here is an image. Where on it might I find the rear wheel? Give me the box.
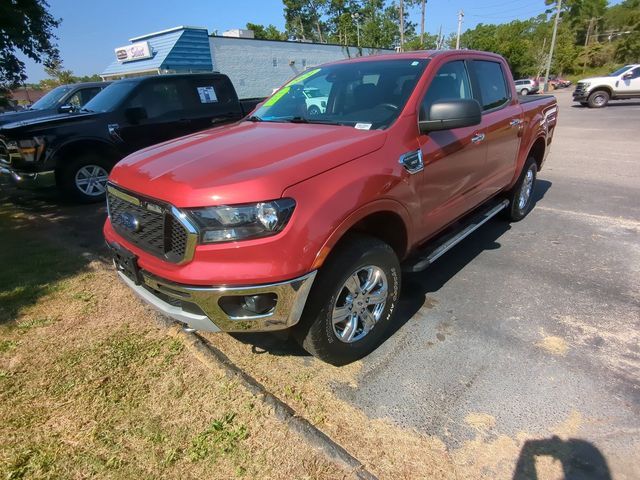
[294,234,400,365]
[521,88,529,95]
[587,90,609,108]
[57,153,112,203]
[503,157,537,222]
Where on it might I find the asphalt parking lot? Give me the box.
[2,90,638,478]
[331,90,640,475]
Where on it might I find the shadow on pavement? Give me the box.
[513,436,612,480]
[571,101,640,108]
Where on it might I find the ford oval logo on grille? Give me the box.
[119,212,141,232]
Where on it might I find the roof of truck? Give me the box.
[327,49,505,66]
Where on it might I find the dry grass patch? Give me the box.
[0,205,347,480]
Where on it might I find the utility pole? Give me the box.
[456,10,464,50]
[437,24,443,49]
[352,12,361,48]
[582,17,595,73]
[399,0,405,52]
[420,0,426,46]
[543,0,562,92]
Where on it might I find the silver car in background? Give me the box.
[515,79,539,95]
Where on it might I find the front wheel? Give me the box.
[503,157,537,222]
[294,234,400,365]
[57,153,112,203]
[521,88,529,96]
[587,90,609,108]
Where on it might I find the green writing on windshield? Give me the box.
[263,68,321,107]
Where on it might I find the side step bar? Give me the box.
[403,199,509,273]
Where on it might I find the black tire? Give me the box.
[587,90,609,108]
[521,88,529,96]
[57,153,113,203]
[294,234,401,366]
[503,157,537,222]
[307,105,321,116]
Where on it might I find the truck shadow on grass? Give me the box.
[0,195,97,326]
[512,436,612,480]
[234,180,553,359]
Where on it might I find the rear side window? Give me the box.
[421,60,473,116]
[472,60,510,111]
[189,77,237,107]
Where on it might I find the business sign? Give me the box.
[114,41,153,63]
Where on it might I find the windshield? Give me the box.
[252,58,429,130]
[82,80,136,112]
[29,85,73,110]
[609,65,633,76]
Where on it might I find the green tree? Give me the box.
[246,22,288,40]
[283,0,329,41]
[0,0,60,88]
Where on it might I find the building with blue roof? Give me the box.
[102,26,393,98]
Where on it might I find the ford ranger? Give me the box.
[104,51,558,365]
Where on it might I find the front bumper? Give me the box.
[117,267,317,333]
[572,85,589,101]
[0,164,56,188]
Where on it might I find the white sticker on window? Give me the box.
[411,61,419,66]
[354,123,372,130]
[197,86,218,103]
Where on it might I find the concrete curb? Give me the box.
[166,322,378,480]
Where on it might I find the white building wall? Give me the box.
[210,36,393,98]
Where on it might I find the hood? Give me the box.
[0,111,101,135]
[0,108,58,127]
[578,76,614,84]
[109,121,387,208]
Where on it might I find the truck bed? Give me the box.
[518,94,555,104]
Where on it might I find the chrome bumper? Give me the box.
[118,269,317,333]
[0,164,56,188]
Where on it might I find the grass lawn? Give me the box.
[0,201,345,479]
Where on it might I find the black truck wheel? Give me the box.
[57,154,112,203]
[587,90,610,108]
[503,157,537,222]
[294,234,400,366]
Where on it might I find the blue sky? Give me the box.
[22,0,563,82]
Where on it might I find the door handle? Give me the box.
[510,118,523,127]
[471,133,485,144]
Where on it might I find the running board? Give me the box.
[403,199,509,273]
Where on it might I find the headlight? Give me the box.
[16,138,45,162]
[187,198,296,243]
[580,82,590,88]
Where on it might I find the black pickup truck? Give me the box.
[0,82,110,128]
[0,73,263,202]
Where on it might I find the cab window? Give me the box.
[421,61,473,117]
[471,60,510,111]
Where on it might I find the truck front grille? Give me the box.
[574,83,588,96]
[107,185,196,263]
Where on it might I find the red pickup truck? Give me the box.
[104,50,557,365]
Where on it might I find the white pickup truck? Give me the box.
[573,64,640,107]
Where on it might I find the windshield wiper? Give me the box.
[80,107,94,113]
[282,116,342,126]
[246,115,263,122]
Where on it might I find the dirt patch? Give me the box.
[537,335,569,356]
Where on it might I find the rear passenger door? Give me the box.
[469,60,523,197]
[417,60,488,239]
[183,76,244,132]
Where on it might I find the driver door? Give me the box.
[417,60,488,240]
[619,66,640,96]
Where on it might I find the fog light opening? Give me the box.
[218,293,278,318]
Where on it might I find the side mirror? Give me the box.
[125,106,148,124]
[419,99,482,134]
[622,72,633,80]
[58,104,74,113]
